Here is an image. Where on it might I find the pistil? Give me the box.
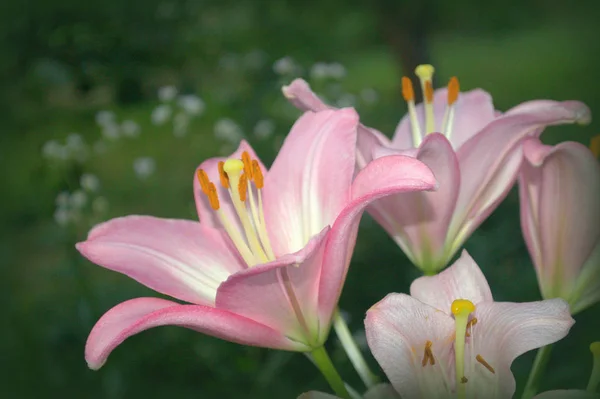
[415,64,436,134]
[451,299,476,399]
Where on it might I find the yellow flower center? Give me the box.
[197,151,275,267]
[451,299,475,399]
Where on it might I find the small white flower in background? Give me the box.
[273,56,299,76]
[158,85,178,102]
[178,94,205,116]
[151,104,172,125]
[80,173,101,192]
[310,62,330,80]
[54,208,71,227]
[173,112,189,137]
[55,191,70,208]
[121,120,140,138]
[253,119,276,140]
[336,93,357,108]
[66,133,88,162]
[95,110,116,127]
[42,140,64,160]
[133,157,156,180]
[360,88,379,105]
[92,196,109,215]
[214,118,243,144]
[328,62,346,79]
[101,124,120,141]
[70,190,88,209]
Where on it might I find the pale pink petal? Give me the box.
[356,125,393,169]
[466,299,574,398]
[449,100,591,256]
[318,155,437,333]
[410,250,493,311]
[76,216,244,305]
[282,78,331,112]
[365,294,455,399]
[86,297,303,369]
[520,138,600,301]
[193,140,266,229]
[534,390,600,399]
[216,229,329,346]
[365,133,459,268]
[263,109,358,255]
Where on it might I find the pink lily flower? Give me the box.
[282,70,591,273]
[298,384,399,399]
[76,108,437,370]
[519,137,600,314]
[364,250,574,399]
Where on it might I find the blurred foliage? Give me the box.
[1,0,600,398]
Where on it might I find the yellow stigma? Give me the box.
[415,64,435,82]
[414,64,436,134]
[451,299,476,316]
[223,158,244,176]
[590,136,600,159]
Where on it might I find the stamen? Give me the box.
[415,64,436,134]
[241,151,253,181]
[252,160,264,189]
[466,317,477,337]
[590,136,600,159]
[196,169,210,194]
[476,354,495,374]
[238,173,248,202]
[587,341,600,393]
[441,77,460,140]
[422,340,435,367]
[207,182,220,210]
[451,299,476,399]
[218,161,230,189]
[401,76,422,147]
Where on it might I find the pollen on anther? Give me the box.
[218,161,230,189]
[241,151,254,180]
[422,340,435,367]
[476,354,496,374]
[207,182,220,210]
[252,160,264,189]
[238,173,248,202]
[197,169,210,194]
[466,317,478,337]
[401,77,415,102]
[447,77,460,105]
[424,81,434,104]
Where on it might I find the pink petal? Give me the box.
[356,125,393,169]
[216,229,329,346]
[365,133,459,268]
[86,297,303,370]
[318,155,437,330]
[467,299,574,398]
[282,78,331,112]
[365,293,455,399]
[410,250,493,312]
[391,88,495,150]
[534,390,600,399]
[263,108,358,255]
[449,100,591,255]
[520,138,600,302]
[193,140,266,229]
[76,216,244,305]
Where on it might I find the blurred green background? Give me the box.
[1,0,599,397]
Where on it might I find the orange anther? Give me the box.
[241,151,253,180]
[218,161,230,189]
[424,81,434,104]
[447,76,460,105]
[252,160,264,189]
[207,182,220,210]
[476,354,495,374]
[590,135,600,159]
[421,340,435,367]
[238,173,248,202]
[401,77,415,102]
[197,169,210,194]
[466,317,477,337]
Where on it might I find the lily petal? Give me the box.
[282,78,330,112]
[449,100,591,257]
[410,250,493,311]
[365,293,455,399]
[392,88,496,150]
[215,229,329,347]
[76,216,244,305]
[467,299,574,398]
[263,108,358,255]
[534,390,600,399]
[85,297,302,370]
[366,133,459,267]
[520,138,600,302]
[194,140,266,229]
[318,155,437,327]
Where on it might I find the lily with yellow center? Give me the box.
[519,135,600,315]
[363,251,574,399]
[76,107,437,391]
[281,69,591,274]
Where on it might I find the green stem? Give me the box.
[310,346,351,399]
[521,345,554,399]
[333,309,380,388]
[587,342,600,393]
